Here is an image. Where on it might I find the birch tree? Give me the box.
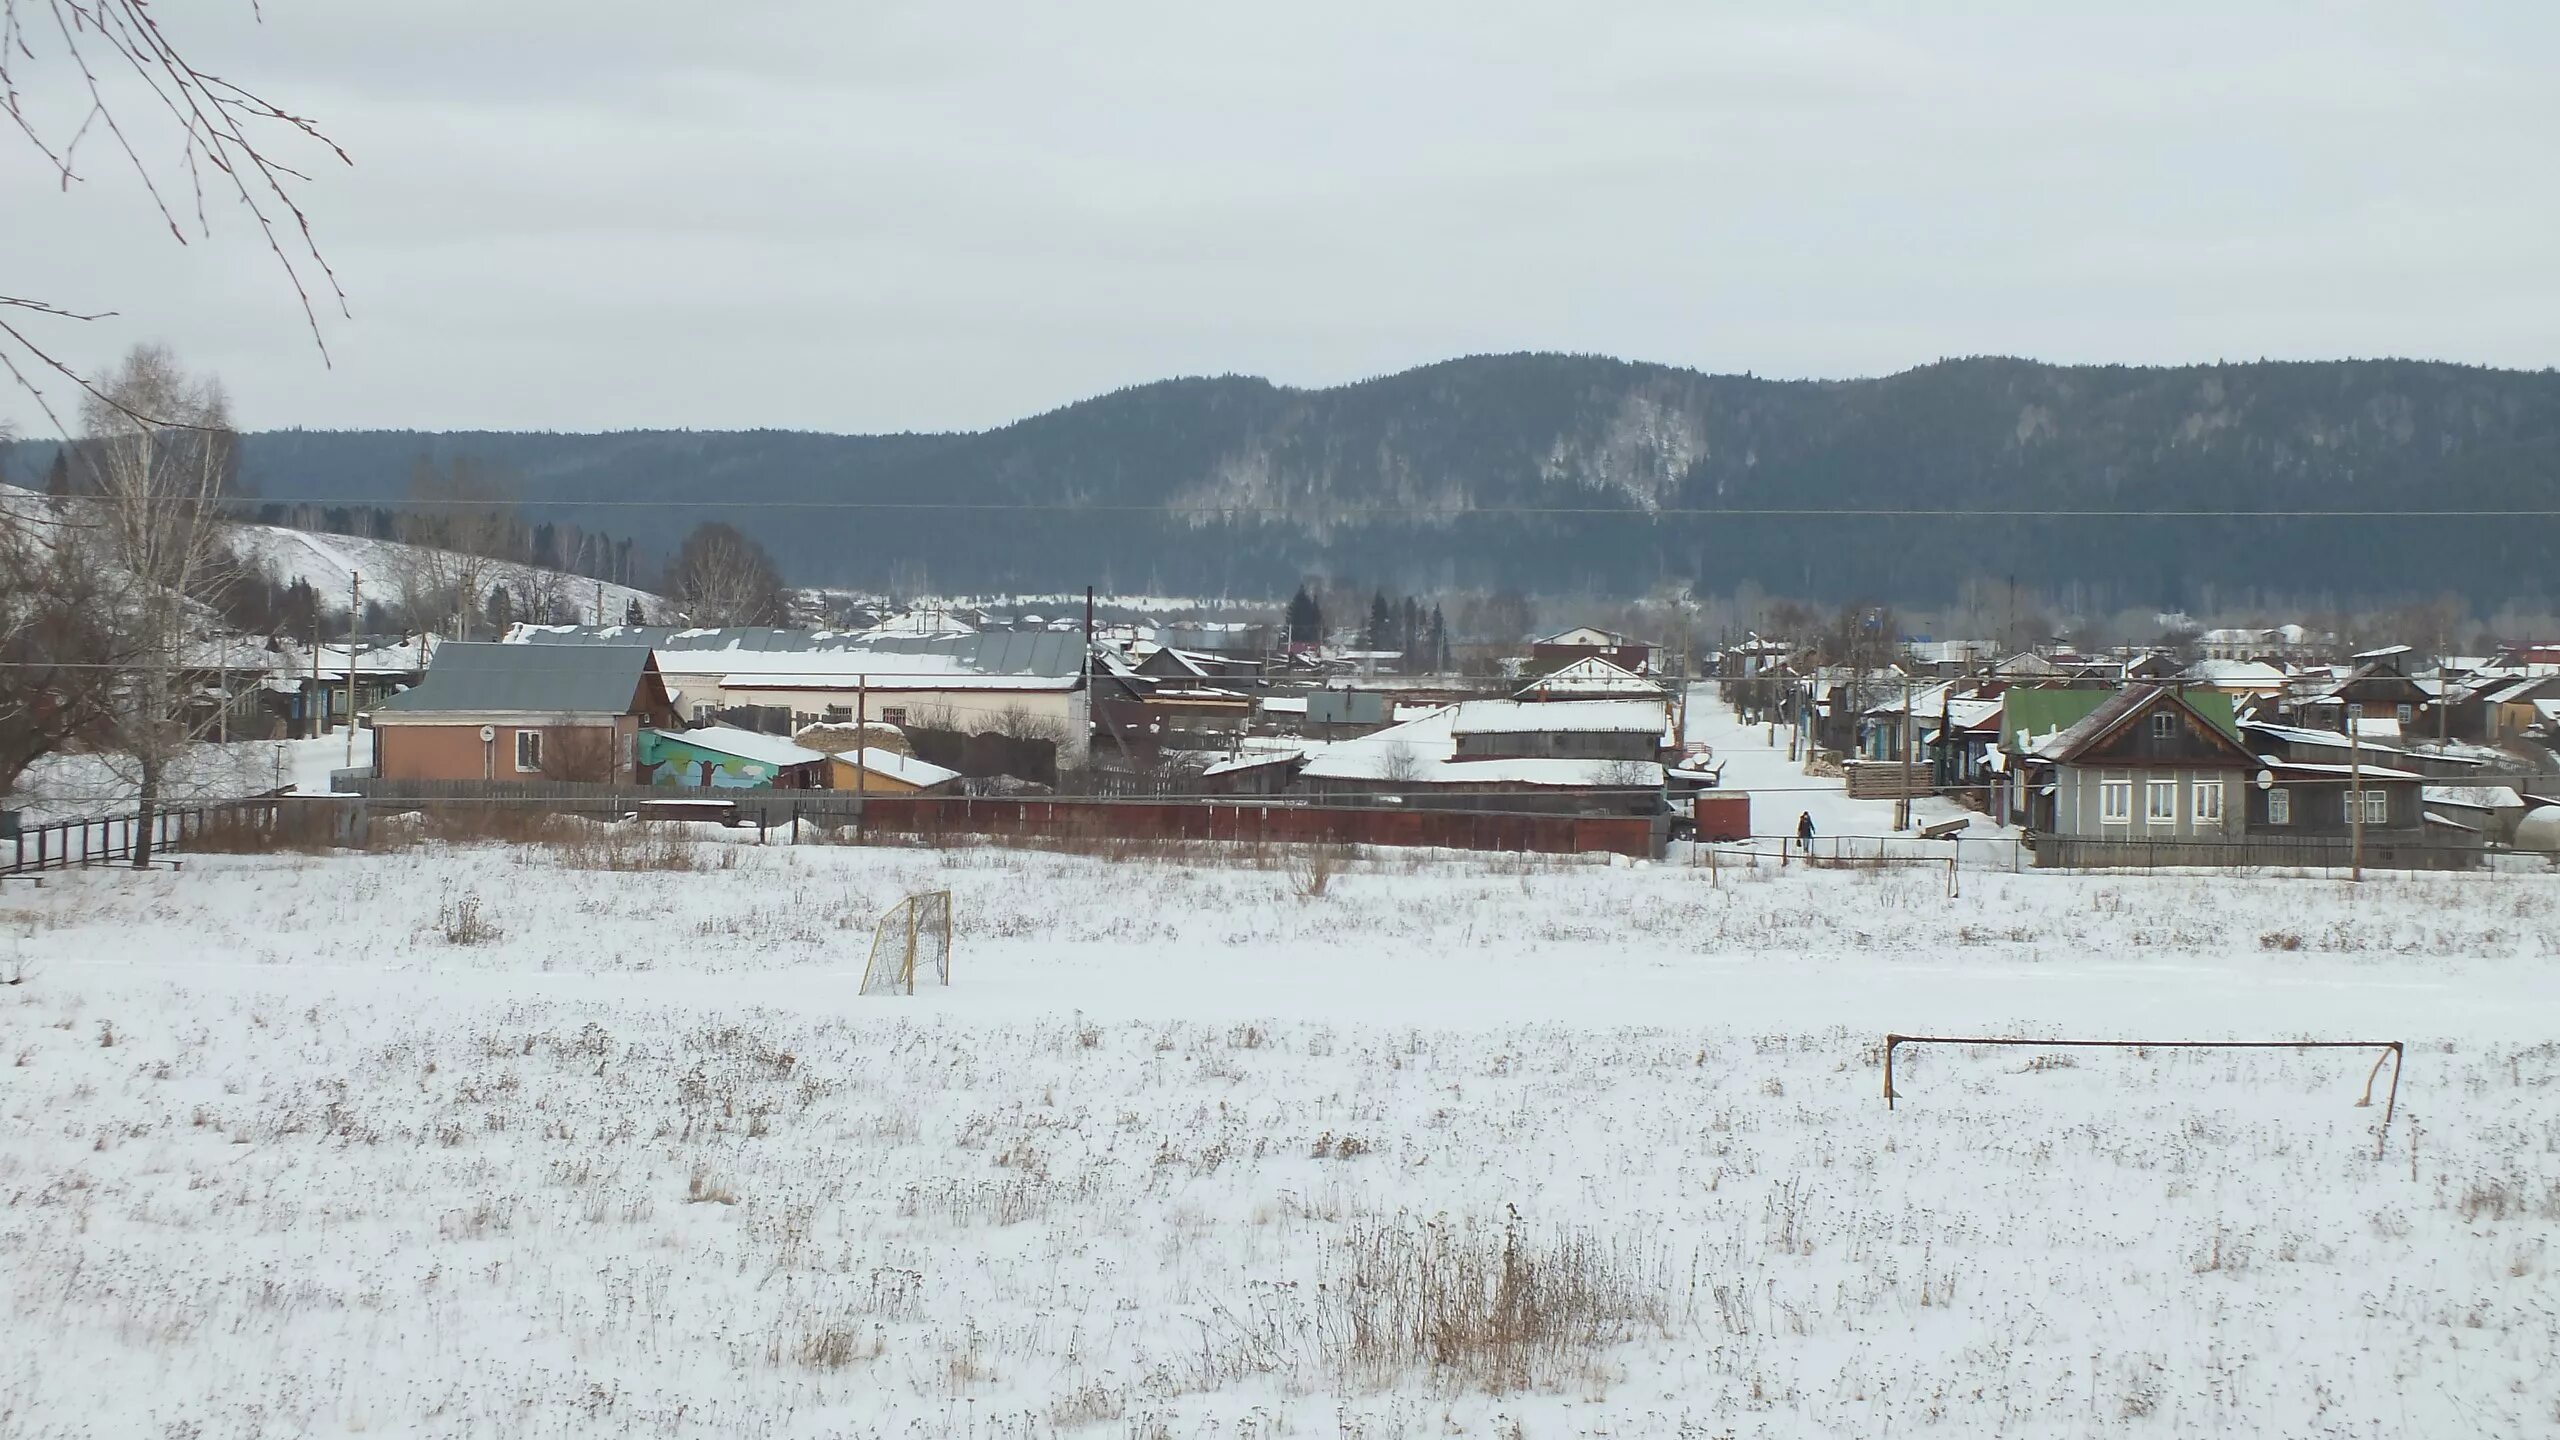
[74,345,239,865]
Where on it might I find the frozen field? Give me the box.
[4,830,2557,1438]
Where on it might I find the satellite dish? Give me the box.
[2256,769,2275,790]
[479,725,497,743]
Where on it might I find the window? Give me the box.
[822,705,852,724]
[2150,712,2177,739]
[2352,789,2390,825]
[2193,780,2224,825]
[880,707,908,725]
[2265,787,2291,825]
[2146,778,2178,824]
[2395,703,2413,724]
[514,729,543,772]
[2100,778,2132,825]
[691,702,716,725]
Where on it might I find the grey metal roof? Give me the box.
[377,642,656,716]
[509,625,1087,678]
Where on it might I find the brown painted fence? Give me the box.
[832,795,1664,857]
[347,778,1665,858]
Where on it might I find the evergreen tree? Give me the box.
[624,597,647,627]
[1427,604,1449,672]
[1284,586,1322,646]
[1363,591,1392,650]
[485,584,516,636]
[43,449,71,498]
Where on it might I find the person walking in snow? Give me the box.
[1796,811,1815,853]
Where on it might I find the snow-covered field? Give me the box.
[5,826,2557,1438]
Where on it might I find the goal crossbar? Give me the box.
[1881,1033,2405,1151]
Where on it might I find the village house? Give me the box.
[1293,698,1670,815]
[371,643,677,785]
[507,625,1092,766]
[1513,656,1665,701]
[2246,759,2460,867]
[1528,626,1656,676]
[2015,686,2253,862]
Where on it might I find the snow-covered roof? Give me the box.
[842,747,959,788]
[1515,656,1663,699]
[1201,751,1304,778]
[2423,785,2524,810]
[1447,698,1668,735]
[660,726,827,769]
[2261,760,2429,782]
[1299,706,1662,788]
[1257,696,1310,715]
[2179,659,2291,686]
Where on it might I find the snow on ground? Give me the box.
[4,830,2557,1437]
[8,731,371,822]
[229,524,663,622]
[1685,683,2011,846]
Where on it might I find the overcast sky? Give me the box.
[4,2,2554,434]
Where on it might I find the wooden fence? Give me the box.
[1,796,289,877]
[346,778,1667,858]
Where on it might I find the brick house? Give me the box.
[371,643,677,785]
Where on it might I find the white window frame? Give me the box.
[514,729,544,773]
[2192,779,2224,826]
[2265,787,2291,825]
[2145,777,2179,825]
[2395,703,2413,724]
[2150,712,2177,739]
[2100,777,2133,826]
[2354,788,2390,825]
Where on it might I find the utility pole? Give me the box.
[1897,673,1915,832]
[310,618,322,738]
[2348,702,2365,883]
[345,571,362,767]
[218,632,230,745]
[854,669,867,845]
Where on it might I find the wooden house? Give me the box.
[2019,686,2253,862]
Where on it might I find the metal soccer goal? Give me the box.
[859,890,953,997]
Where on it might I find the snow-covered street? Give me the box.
[4,827,2556,1437]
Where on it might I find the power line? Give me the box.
[216,498,2560,519]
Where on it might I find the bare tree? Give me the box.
[537,721,622,785]
[72,345,238,864]
[396,459,520,638]
[0,490,122,801]
[2,1,347,426]
[663,522,788,627]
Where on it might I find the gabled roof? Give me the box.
[378,642,659,717]
[1513,656,1663,699]
[2032,685,2248,764]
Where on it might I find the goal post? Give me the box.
[860,890,953,996]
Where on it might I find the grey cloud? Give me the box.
[2,1,2555,436]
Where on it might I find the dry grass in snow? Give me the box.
[1,831,2557,1437]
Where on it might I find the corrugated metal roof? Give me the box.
[508,624,1085,677]
[378,642,654,716]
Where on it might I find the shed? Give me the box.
[641,726,828,789]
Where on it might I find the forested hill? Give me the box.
[24,354,2560,604]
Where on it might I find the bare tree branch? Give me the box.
[2,1,346,426]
